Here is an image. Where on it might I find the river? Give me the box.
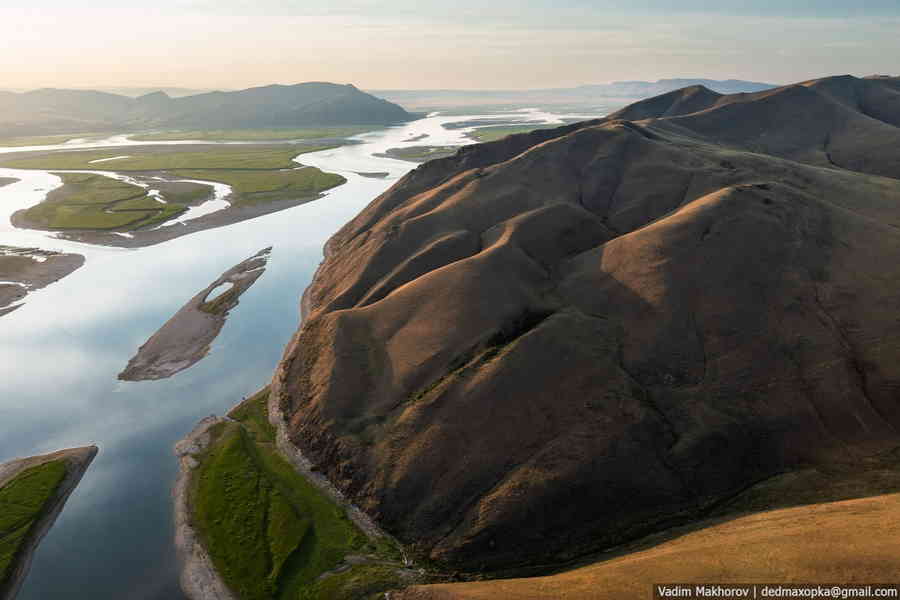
[0,106,606,599]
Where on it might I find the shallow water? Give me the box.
[0,106,611,599]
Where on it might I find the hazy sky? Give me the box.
[1,0,898,90]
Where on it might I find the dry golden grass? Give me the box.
[398,493,900,600]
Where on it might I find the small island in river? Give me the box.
[0,246,85,317]
[0,446,98,600]
[118,247,273,381]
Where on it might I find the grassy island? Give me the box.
[0,460,67,583]
[1,146,346,233]
[188,389,414,600]
[375,145,459,163]
[19,173,190,230]
[466,124,555,142]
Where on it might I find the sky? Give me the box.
[1,0,898,90]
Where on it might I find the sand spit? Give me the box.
[0,446,98,600]
[118,247,272,381]
[0,246,85,316]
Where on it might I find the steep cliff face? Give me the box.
[272,75,900,569]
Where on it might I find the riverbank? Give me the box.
[174,389,422,600]
[173,416,238,600]
[0,446,98,600]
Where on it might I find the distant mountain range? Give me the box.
[0,82,415,138]
[373,78,777,109]
[573,77,776,96]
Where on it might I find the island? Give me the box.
[119,248,272,381]
[0,246,85,316]
[373,145,459,163]
[0,145,346,247]
[0,446,98,600]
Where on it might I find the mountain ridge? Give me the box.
[0,82,416,137]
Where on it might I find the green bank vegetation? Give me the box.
[0,146,332,171]
[130,127,375,142]
[376,145,459,163]
[19,173,187,231]
[0,460,67,584]
[466,124,556,142]
[0,133,103,148]
[190,388,413,600]
[4,146,347,232]
[171,168,344,207]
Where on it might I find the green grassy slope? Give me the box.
[0,460,67,584]
[189,389,412,600]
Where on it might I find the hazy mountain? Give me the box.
[0,82,416,137]
[372,78,776,110]
[271,74,900,570]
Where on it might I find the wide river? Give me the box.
[0,107,606,599]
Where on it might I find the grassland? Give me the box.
[375,146,459,163]
[172,168,344,207]
[130,127,376,142]
[397,451,900,599]
[0,460,67,584]
[0,145,333,171]
[466,124,555,142]
[398,493,900,600]
[0,134,101,148]
[5,145,347,233]
[18,173,186,231]
[189,389,411,600]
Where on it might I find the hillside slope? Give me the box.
[396,492,900,599]
[271,74,900,570]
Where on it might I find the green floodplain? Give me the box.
[129,126,377,142]
[1,146,346,232]
[190,388,417,600]
[21,173,194,231]
[0,133,106,148]
[376,124,562,163]
[466,124,557,142]
[0,126,376,147]
[0,460,67,586]
[375,145,459,163]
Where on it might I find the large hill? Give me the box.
[269,74,900,572]
[0,82,415,137]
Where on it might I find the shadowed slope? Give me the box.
[271,76,900,571]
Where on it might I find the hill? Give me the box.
[0,82,416,137]
[269,73,900,573]
[396,492,900,599]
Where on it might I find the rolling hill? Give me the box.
[269,73,900,575]
[0,82,416,137]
